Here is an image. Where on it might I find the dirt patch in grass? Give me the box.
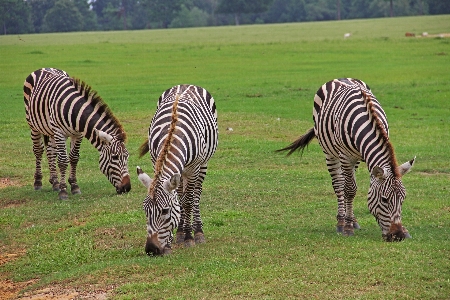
[0,178,22,189]
[0,251,111,300]
[1,279,111,300]
[15,286,109,300]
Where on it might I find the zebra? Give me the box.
[278,78,415,241]
[23,68,131,200]
[137,84,218,255]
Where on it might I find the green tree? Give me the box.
[170,4,209,28]
[216,0,274,25]
[0,0,31,34]
[30,0,56,32]
[426,0,449,14]
[263,0,307,23]
[73,0,98,30]
[42,0,83,32]
[143,0,184,28]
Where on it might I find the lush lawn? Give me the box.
[1,15,449,299]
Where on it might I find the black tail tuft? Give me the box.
[138,139,150,158]
[276,127,316,156]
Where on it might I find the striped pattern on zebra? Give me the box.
[137,84,218,255]
[23,68,131,200]
[278,78,415,241]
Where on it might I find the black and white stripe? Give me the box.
[138,84,218,255]
[279,78,415,241]
[23,68,131,200]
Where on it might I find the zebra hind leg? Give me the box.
[193,166,207,244]
[68,136,82,195]
[46,136,60,191]
[31,131,44,190]
[342,169,358,236]
[54,132,70,200]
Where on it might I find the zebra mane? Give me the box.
[362,90,400,178]
[148,94,180,199]
[72,77,127,142]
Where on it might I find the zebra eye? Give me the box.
[161,208,170,215]
[381,197,389,203]
[112,154,119,160]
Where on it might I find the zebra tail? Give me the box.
[276,127,315,156]
[43,135,49,147]
[139,139,150,158]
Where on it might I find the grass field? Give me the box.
[1,15,450,299]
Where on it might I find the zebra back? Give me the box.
[314,78,397,174]
[24,68,126,145]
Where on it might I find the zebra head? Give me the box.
[96,129,131,194]
[137,166,181,255]
[368,157,415,242]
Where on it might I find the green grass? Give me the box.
[1,15,450,299]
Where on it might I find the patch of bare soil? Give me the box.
[15,287,109,300]
[0,252,110,300]
[0,178,21,189]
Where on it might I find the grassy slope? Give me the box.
[0,15,449,299]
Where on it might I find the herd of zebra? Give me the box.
[22,68,415,255]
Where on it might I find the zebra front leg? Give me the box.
[175,205,185,244]
[68,136,83,195]
[31,130,44,190]
[55,132,70,200]
[180,188,195,248]
[46,136,60,191]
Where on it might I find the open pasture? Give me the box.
[0,15,449,299]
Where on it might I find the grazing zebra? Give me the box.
[137,84,218,255]
[23,68,131,200]
[278,78,415,241]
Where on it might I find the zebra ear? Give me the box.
[397,156,416,177]
[137,166,152,188]
[164,173,181,192]
[371,166,386,180]
[96,129,113,145]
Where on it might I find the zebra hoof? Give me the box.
[343,230,354,237]
[176,232,185,244]
[163,247,172,255]
[194,232,206,244]
[52,182,60,192]
[71,187,81,195]
[184,238,195,248]
[353,222,361,230]
[59,190,69,200]
[34,185,42,191]
[343,224,354,236]
[336,226,344,234]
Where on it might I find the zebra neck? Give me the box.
[365,150,396,176]
[87,126,121,151]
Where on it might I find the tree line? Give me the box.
[1,0,449,34]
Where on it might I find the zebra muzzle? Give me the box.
[116,174,131,194]
[145,233,165,256]
[383,223,411,242]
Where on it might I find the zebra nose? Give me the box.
[116,175,131,194]
[145,234,164,256]
[384,223,407,242]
